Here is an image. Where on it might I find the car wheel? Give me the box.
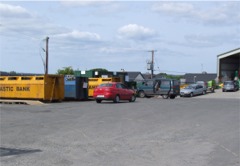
[113,95,120,103]
[190,93,193,97]
[162,94,169,99]
[129,95,136,102]
[138,91,145,98]
[202,90,206,95]
[222,89,225,92]
[96,99,102,103]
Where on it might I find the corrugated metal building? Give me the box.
[217,48,240,82]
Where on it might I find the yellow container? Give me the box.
[180,84,189,89]
[88,77,120,97]
[0,75,64,101]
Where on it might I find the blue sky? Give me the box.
[0,1,239,74]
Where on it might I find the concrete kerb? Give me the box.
[0,99,45,106]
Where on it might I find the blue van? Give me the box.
[137,79,180,99]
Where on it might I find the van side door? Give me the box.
[143,80,154,96]
[159,80,171,95]
[153,80,171,95]
[153,80,161,94]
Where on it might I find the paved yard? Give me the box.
[197,89,240,99]
[0,91,239,166]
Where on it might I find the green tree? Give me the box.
[166,75,183,80]
[56,66,74,75]
[89,68,108,72]
[9,71,17,75]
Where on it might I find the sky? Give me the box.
[0,0,239,75]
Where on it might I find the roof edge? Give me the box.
[217,47,240,57]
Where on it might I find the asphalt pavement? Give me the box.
[0,90,239,166]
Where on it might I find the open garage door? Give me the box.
[217,48,240,82]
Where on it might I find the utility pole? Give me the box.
[45,36,49,75]
[147,50,157,79]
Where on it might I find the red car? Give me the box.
[93,82,136,103]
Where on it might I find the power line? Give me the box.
[153,52,189,74]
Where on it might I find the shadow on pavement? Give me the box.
[0,147,42,157]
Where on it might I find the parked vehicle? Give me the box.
[137,79,180,99]
[222,80,239,92]
[196,80,216,93]
[93,82,136,103]
[180,84,207,97]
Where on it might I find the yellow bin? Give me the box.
[0,75,64,101]
[88,77,120,97]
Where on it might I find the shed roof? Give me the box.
[126,72,144,81]
[217,48,240,59]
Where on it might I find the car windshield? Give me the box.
[99,83,113,87]
[224,81,233,85]
[185,86,194,89]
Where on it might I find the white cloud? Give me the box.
[61,1,97,7]
[0,3,64,38]
[184,32,240,47]
[60,0,111,7]
[60,1,122,15]
[152,2,240,25]
[197,2,240,25]
[0,3,100,43]
[99,46,143,54]
[152,2,193,14]
[0,2,31,18]
[54,30,101,41]
[184,34,217,47]
[118,24,156,40]
[100,47,121,54]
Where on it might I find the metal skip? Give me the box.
[0,75,64,102]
